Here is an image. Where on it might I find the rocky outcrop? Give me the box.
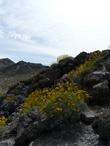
[76,51,110,105]
[80,109,96,125]
[92,110,110,140]
[92,80,110,104]
[10,107,80,146]
[72,51,89,66]
[14,114,80,146]
[7,52,89,97]
[1,50,110,146]
[0,138,15,146]
[83,71,110,105]
[0,58,15,70]
[0,54,89,116]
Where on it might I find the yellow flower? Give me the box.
[55,107,62,112]
[0,116,7,126]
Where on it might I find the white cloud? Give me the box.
[0,0,110,64]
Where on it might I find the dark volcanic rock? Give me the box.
[14,113,80,146]
[91,80,110,105]
[0,58,15,70]
[83,71,107,89]
[76,70,110,105]
[92,111,110,140]
[24,123,99,146]
[7,53,89,97]
[1,50,110,146]
[1,101,17,116]
[80,110,96,125]
[14,119,52,146]
[3,108,41,140]
[14,121,47,146]
[73,51,89,66]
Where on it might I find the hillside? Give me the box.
[0,60,48,96]
[0,58,15,70]
[0,50,110,146]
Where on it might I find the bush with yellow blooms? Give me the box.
[0,116,7,126]
[22,81,89,121]
[22,51,103,123]
[68,50,103,82]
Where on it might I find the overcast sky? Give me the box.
[0,0,110,64]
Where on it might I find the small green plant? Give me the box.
[5,96,16,101]
[0,116,7,126]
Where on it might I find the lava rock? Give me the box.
[92,111,110,140]
[83,70,110,105]
[91,80,110,105]
[1,101,17,116]
[80,110,96,125]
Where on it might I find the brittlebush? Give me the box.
[68,50,103,81]
[22,51,103,120]
[0,116,7,126]
[22,81,89,119]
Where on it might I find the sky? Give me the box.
[0,0,110,64]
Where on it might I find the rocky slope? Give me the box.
[0,60,48,96]
[0,58,15,70]
[0,50,110,146]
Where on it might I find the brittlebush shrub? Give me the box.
[22,81,89,121]
[68,50,103,81]
[0,116,7,126]
[22,51,102,123]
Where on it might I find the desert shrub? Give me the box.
[68,50,103,81]
[22,81,89,121]
[0,116,7,126]
[89,50,103,60]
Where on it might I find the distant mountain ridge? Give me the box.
[0,58,15,69]
[1,60,47,75]
[0,58,48,95]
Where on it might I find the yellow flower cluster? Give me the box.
[0,116,7,126]
[68,50,103,81]
[22,51,102,120]
[89,50,103,60]
[22,81,89,119]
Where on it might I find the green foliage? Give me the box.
[21,51,103,124]
[22,81,89,121]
